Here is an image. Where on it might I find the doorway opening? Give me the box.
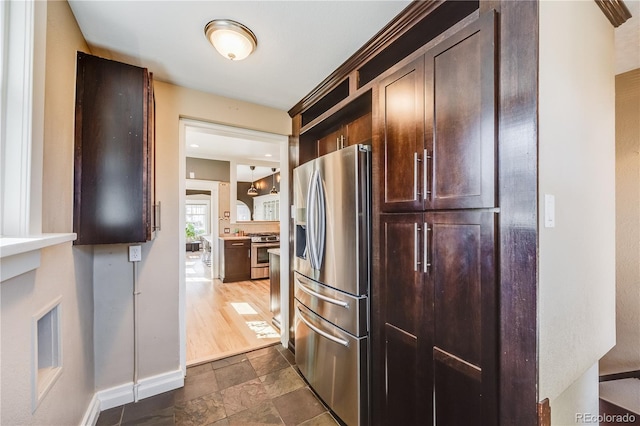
[178,119,290,368]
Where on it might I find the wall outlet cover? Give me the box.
[129,245,142,262]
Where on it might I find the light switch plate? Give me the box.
[544,194,555,228]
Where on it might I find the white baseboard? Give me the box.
[80,393,100,426]
[95,368,185,412]
[96,382,134,411]
[137,368,184,400]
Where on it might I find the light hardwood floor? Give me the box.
[185,252,280,366]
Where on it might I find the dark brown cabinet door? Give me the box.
[344,112,372,147]
[222,240,251,283]
[377,58,426,212]
[425,13,496,210]
[316,112,372,157]
[375,213,431,425]
[427,210,497,425]
[317,128,342,156]
[74,52,154,245]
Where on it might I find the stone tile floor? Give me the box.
[96,344,340,426]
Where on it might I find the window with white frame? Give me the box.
[1,0,45,236]
[185,202,209,236]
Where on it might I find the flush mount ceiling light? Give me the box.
[204,19,257,61]
[247,166,258,196]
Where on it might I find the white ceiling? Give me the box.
[68,1,637,168]
[67,1,411,112]
[67,1,411,168]
[185,123,283,181]
[615,0,640,75]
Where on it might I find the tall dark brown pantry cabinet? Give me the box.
[289,1,542,423]
[74,52,156,245]
[374,12,498,425]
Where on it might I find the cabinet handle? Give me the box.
[231,242,244,246]
[414,152,419,201]
[336,137,340,151]
[423,149,431,201]
[414,223,421,272]
[248,249,251,258]
[153,201,161,231]
[340,135,345,149]
[423,222,431,273]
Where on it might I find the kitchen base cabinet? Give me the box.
[219,239,251,283]
[374,210,497,425]
[377,213,430,425]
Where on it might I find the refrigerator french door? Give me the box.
[293,144,371,426]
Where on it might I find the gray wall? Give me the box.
[186,157,230,181]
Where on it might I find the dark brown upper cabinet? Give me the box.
[317,112,373,157]
[378,58,426,212]
[74,52,156,245]
[377,13,496,213]
[299,90,373,164]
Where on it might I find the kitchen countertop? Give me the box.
[218,236,251,241]
[267,248,280,256]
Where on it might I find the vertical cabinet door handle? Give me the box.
[414,223,421,272]
[414,152,419,201]
[423,222,431,273]
[423,149,431,201]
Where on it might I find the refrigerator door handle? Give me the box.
[315,170,326,270]
[296,277,350,308]
[297,306,349,347]
[306,172,317,268]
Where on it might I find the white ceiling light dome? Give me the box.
[204,19,257,61]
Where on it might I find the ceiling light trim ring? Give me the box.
[204,19,258,61]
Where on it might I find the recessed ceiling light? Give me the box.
[265,154,272,157]
[190,144,199,148]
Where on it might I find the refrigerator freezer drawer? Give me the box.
[295,301,368,426]
[294,272,367,337]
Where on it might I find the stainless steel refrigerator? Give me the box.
[293,144,371,426]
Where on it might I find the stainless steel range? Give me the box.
[250,233,279,279]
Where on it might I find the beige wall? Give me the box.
[1,1,95,424]
[538,0,616,417]
[93,81,291,388]
[185,157,230,181]
[600,69,640,375]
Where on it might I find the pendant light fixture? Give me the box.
[204,19,257,61]
[247,166,258,196]
[270,168,278,195]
